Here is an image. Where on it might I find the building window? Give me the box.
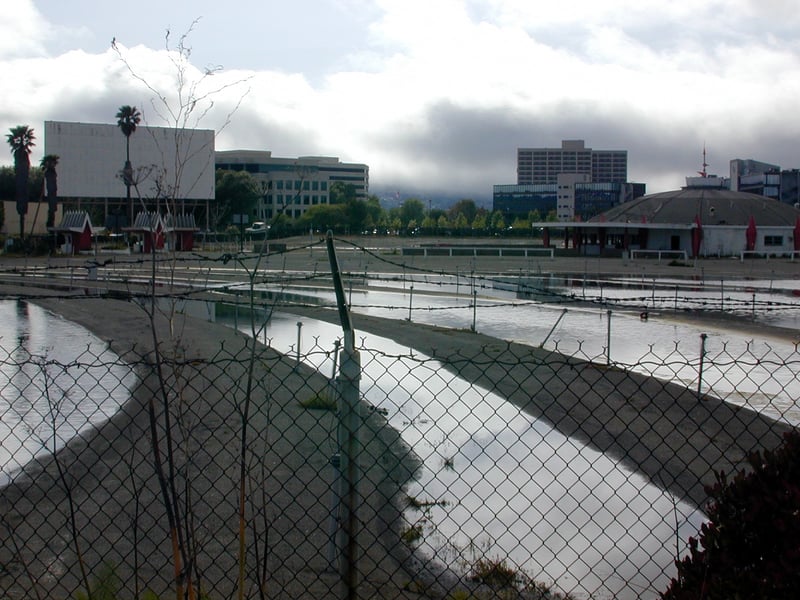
[764,235,783,246]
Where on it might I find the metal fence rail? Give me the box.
[0,323,795,599]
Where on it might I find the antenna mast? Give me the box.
[698,144,709,177]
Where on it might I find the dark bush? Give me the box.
[661,430,800,599]
[4,234,53,256]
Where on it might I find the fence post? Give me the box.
[263,305,269,346]
[295,321,303,368]
[331,338,341,383]
[348,275,353,308]
[471,289,477,333]
[325,231,361,600]
[697,333,708,399]
[606,309,612,366]
[651,277,656,309]
[540,308,568,349]
[326,452,342,570]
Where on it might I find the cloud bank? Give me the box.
[2,0,800,201]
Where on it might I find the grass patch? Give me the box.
[298,393,337,411]
[467,557,519,589]
[400,523,424,545]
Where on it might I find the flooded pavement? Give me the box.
[221,312,709,599]
[214,264,799,600]
[0,300,135,484]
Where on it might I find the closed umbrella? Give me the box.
[794,216,800,252]
[745,215,757,252]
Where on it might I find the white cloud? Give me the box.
[0,1,48,58]
[3,0,800,197]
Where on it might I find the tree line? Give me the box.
[215,169,558,238]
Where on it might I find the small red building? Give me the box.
[126,212,165,253]
[53,211,94,255]
[125,212,199,252]
[165,213,200,251]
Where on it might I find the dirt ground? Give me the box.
[0,242,796,598]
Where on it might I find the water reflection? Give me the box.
[226,313,705,599]
[0,300,135,483]
[351,290,800,424]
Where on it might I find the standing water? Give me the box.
[226,312,707,599]
[0,300,135,485]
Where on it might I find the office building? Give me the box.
[496,139,638,221]
[556,173,591,221]
[215,150,369,221]
[494,181,644,222]
[517,140,628,185]
[729,158,800,207]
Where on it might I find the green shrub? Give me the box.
[661,430,800,599]
[467,557,519,589]
[74,562,118,600]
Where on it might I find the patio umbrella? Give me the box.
[745,215,757,252]
[795,216,800,252]
[691,215,703,258]
[639,216,648,249]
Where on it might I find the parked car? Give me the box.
[244,222,269,235]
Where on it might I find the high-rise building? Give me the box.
[517,140,628,185]
[497,140,636,221]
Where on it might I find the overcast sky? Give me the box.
[3,0,800,202]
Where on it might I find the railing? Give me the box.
[630,249,689,261]
[403,246,555,258]
[740,249,800,261]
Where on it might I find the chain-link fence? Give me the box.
[0,295,796,600]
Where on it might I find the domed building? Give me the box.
[541,177,800,258]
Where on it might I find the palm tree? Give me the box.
[6,125,35,239]
[116,105,141,226]
[40,154,59,228]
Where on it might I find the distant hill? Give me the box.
[370,186,493,211]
